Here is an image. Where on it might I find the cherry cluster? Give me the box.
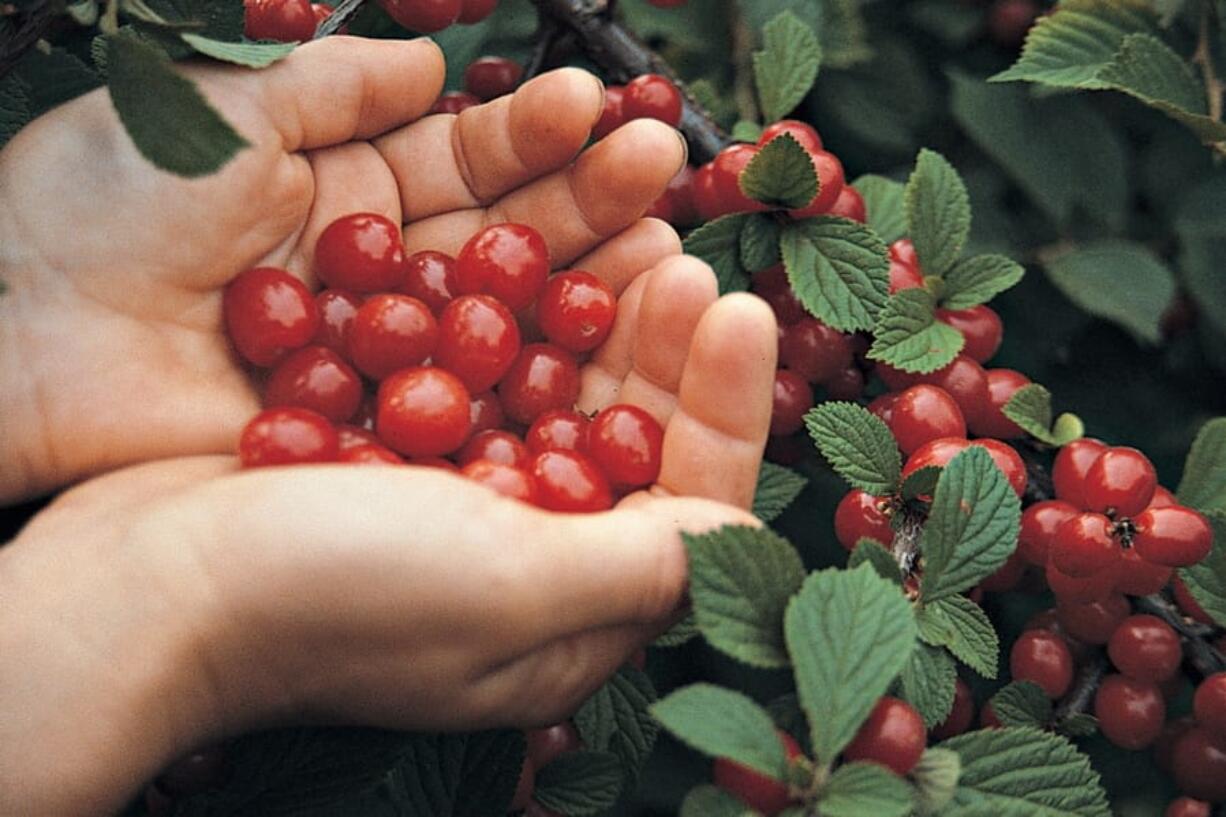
[376,0,498,33]
[432,55,525,114]
[243,0,338,42]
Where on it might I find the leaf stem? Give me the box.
[1054,651,1107,721]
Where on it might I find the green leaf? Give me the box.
[900,642,958,728]
[680,785,756,817]
[853,174,907,244]
[12,47,102,119]
[780,217,890,332]
[105,33,248,177]
[920,446,1023,601]
[573,667,658,788]
[913,748,961,816]
[683,525,807,668]
[1044,240,1176,345]
[180,34,295,67]
[1176,178,1226,337]
[731,119,765,143]
[928,595,1000,679]
[740,133,818,209]
[0,74,30,148]
[849,539,903,585]
[820,762,915,817]
[942,727,1110,816]
[941,254,1025,310]
[533,751,623,816]
[753,462,808,522]
[804,402,902,495]
[1058,713,1100,738]
[753,11,822,122]
[868,288,965,374]
[654,613,699,647]
[651,684,788,779]
[813,0,873,67]
[990,682,1053,728]
[1177,418,1226,513]
[684,213,753,293]
[901,465,942,501]
[905,149,971,277]
[740,214,783,273]
[1177,510,1226,628]
[1003,384,1085,447]
[784,564,917,764]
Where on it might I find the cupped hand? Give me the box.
[0,36,689,501]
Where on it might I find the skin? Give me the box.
[0,37,777,815]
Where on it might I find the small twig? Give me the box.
[313,0,364,39]
[1054,651,1108,720]
[522,16,562,81]
[731,15,758,124]
[1135,593,1226,679]
[892,504,925,576]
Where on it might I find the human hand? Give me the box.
[0,36,688,501]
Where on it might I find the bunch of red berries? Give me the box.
[377,0,497,33]
[224,213,666,513]
[242,0,338,42]
[432,55,525,114]
[594,73,684,137]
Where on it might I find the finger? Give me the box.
[655,294,777,509]
[374,68,604,221]
[577,271,649,413]
[210,37,445,152]
[401,119,687,265]
[571,217,681,296]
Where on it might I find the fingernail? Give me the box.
[675,129,690,171]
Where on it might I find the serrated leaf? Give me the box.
[0,74,30,148]
[684,213,752,293]
[753,11,822,123]
[684,525,807,668]
[654,613,699,647]
[868,288,965,374]
[1003,384,1085,447]
[680,785,756,817]
[804,402,901,495]
[913,748,961,816]
[1044,240,1175,345]
[388,731,525,817]
[901,465,942,500]
[1058,713,1099,738]
[12,48,102,119]
[780,217,890,332]
[916,604,956,647]
[1177,418,1226,512]
[901,642,958,728]
[105,33,248,177]
[766,694,809,750]
[820,762,915,817]
[754,462,808,522]
[652,684,788,779]
[1177,510,1226,628]
[533,751,623,816]
[785,564,917,764]
[942,727,1110,816]
[849,539,902,585]
[920,446,1022,601]
[853,174,907,245]
[991,682,1053,728]
[731,119,764,142]
[930,595,1000,679]
[941,254,1025,310]
[740,213,784,273]
[180,34,296,67]
[905,149,971,277]
[573,667,658,788]
[740,133,818,209]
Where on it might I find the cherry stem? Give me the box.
[313,0,363,37]
[1054,650,1107,722]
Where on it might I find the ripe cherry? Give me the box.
[868,392,898,426]
[888,252,924,294]
[622,73,683,127]
[1046,557,1118,604]
[827,185,867,223]
[787,150,846,219]
[877,357,989,428]
[968,368,1030,439]
[1174,575,1216,625]
[1165,798,1212,817]
[587,404,665,489]
[779,318,853,384]
[1149,485,1179,509]
[526,409,591,454]
[461,461,538,503]
[239,407,339,467]
[1113,547,1173,596]
[456,429,530,469]
[1094,673,1165,750]
[313,289,362,353]
[1050,512,1119,578]
[535,271,617,353]
[712,144,768,214]
[463,56,522,101]
[988,0,1040,48]
[834,490,894,551]
[1107,614,1182,682]
[886,384,967,456]
[376,367,472,458]
[264,346,362,423]
[346,294,438,380]
[1132,506,1213,567]
[593,86,625,140]
[377,0,461,32]
[469,391,504,435]
[315,212,407,293]
[826,367,865,400]
[337,424,380,451]
[1083,447,1157,518]
[752,265,806,326]
[526,723,582,769]
[1052,437,1108,509]
[979,550,1028,593]
[1171,726,1226,802]
[1010,629,1074,698]
[224,267,320,367]
[770,370,814,437]
[712,730,802,816]
[1018,499,1079,566]
[842,697,926,776]
[243,0,316,41]
[499,343,581,426]
[692,161,724,221]
[530,450,613,512]
[935,305,1003,364]
[931,677,975,740]
[758,120,823,154]
[338,443,404,464]
[902,437,1027,498]
[1056,592,1131,646]
[1194,674,1226,741]
[434,294,521,393]
[431,91,480,115]
[399,250,458,314]
[456,223,551,311]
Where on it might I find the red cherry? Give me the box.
[935,305,1004,364]
[1094,673,1165,750]
[1157,717,1198,774]
[376,367,471,457]
[1052,437,1109,508]
[1172,727,1226,802]
[587,404,665,489]
[979,550,1027,593]
[224,267,320,367]
[888,256,924,294]
[315,213,407,293]
[1106,614,1182,682]
[988,0,1040,48]
[886,384,967,456]
[463,56,522,101]
[455,223,551,311]
[825,367,865,400]
[1113,547,1173,596]
[1133,506,1213,567]
[648,165,699,228]
[592,86,625,140]
[377,0,461,32]
[779,318,853,383]
[243,0,316,41]
[889,239,919,268]
[868,393,898,426]
[758,120,823,154]
[456,0,497,23]
[346,294,438,380]
[1055,593,1129,645]
[461,460,538,503]
[313,289,362,354]
[712,730,802,816]
[535,271,617,353]
[692,161,725,222]
[930,677,975,740]
[979,702,1002,729]
[968,368,1030,439]
[264,345,362,423]
[337,424,379,451]
[1149,485,1179,509]
[1010,629,1074,698]
[468,390,504,435]
[1018,500,1079,566]
[499,343,581,426]
[399,250,458,314]
[1082,446,1157,518]
[338,443,404,464]
[712,144,769,214]
[526,723,582,769]
[770,370,814,436]
[752,265,806,326]
[530,450,613,512]
[883,357,991,431]
[1050,512,1119,578]
[526,409,591,455]
[1165,798,1212,817]
[828,185,866,223]
[833,490,894,551]
[1174,575,1216,625]
[434,294,521,393]
[787,150,846,219]
[456,429,530,469]
[1194,674,1226,741]
[901,437,1027,498]
[239,407,338,467]
[622,73,683,127]
[1046,558,1118,604]
[430,91,481,114]
[842,697,926,776]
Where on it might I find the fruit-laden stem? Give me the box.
[1135,593,1226,679]
[1054,650,1107,721]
